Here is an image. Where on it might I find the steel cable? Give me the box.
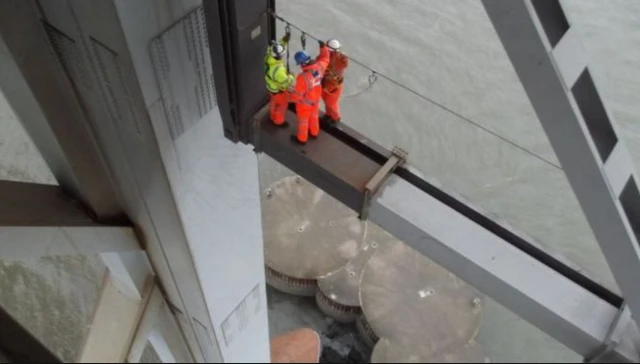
[270,10,562,170]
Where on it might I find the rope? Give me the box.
[269,10,561,170]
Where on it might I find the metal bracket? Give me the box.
[360,146,407,220]
[584,303,632,363]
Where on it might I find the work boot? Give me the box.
[309,134,318,140]
[272,120,289,128]
[320,115,332,129]
[321,117,340,129]
[290,134,306,145]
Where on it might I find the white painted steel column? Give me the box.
[483,0,640,333]
[113,1,269,362]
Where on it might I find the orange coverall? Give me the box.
[269,92,289,125]
[291,46,330,143]
[322,52,349,122]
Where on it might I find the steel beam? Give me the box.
[483,0,640,332]
[369,175,639,362]
[323,115,622,308]
[0,2,122,220]
[0,181,127,227]
[259,114,381,212]
[256,110,640,361]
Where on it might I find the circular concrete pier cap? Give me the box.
[371,338,490,363]
[316,223,394,322]
[263,176,366,279]
[356,313,379,348]
[359,240,484,358]
[265,266,317,297]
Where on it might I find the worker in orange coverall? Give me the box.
[290,40,330,145]
[321,39,349,126]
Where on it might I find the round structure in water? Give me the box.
[316,224,391,322]
[265,265,317,297]
[356,313,379,348]
[262,176,366,295]
[371,338,490,363]
[359,240,484,358]
[315,288,360,323]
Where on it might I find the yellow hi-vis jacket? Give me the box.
[264,38,295,93]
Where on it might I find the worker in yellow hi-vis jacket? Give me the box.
[264,33,295,127]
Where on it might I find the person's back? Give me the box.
[323,51,348,93]
[299,49,330,99]
[300,45,330,102]
[302,67,323,102]
[290,42,330,144]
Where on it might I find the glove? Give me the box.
[282,32,291,43]
[318,40,326,47]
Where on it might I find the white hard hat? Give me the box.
[327,39,341,51]
[271,43,286,58]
